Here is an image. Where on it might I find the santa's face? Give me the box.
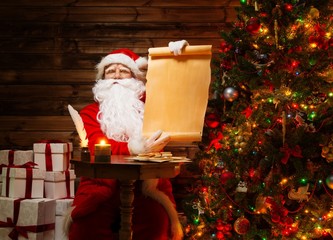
[104,63,132,80]
[92,64,146,142]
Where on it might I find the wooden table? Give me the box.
[70,155,184,240]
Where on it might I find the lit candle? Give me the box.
[94,140,111,162]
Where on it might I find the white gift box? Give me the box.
[55,199,73,240]
[0,150,33,186]
[33,142,73,171]
[56,199,73,216]
[1,167,45,199]
[44,170,76,199]
[0,150,33,167]
[0,197,55,240]
[55,216,68,240]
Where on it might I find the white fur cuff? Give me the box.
[128,137,146,155]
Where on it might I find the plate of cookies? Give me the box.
[126,152,191,163]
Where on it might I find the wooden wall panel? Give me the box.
[1,0,240,7]
[0,7,235,23]
[1,0,331,155]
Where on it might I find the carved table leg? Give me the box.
[119,180,135,240]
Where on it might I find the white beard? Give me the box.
[93,78,146,142]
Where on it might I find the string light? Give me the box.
[280,178,288,185]
[308,111,316,120]
[292,103,299,109]
[300,178,307,184]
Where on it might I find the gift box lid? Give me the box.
[33,142,73,153]
[0,197,56,226]
[2,167,45,179]
[0,150,33,165]
[45,170,76,182]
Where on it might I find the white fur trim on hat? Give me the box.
[96,53,147,81]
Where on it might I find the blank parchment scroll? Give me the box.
[142,45,212,143]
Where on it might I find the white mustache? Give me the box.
[93,78,145,103]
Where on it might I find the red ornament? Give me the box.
[205,113,220,128]
[219,40,232,53]
[233,217,250,235]
[271,212,280,223]
[245,17,261,34]
[215,219,232,239]
[284,3,293,11]
[216,231,225,239]
[216,220,224,231]
[259,12,269,18]
[241,106,252,118]
[220,171,235,184]
[208,131,223,150]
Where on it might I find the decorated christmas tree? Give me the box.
[182,0,333,239]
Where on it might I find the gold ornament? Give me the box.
[308,6,320,20]
[234,216,250,235]
[320,135,333,163]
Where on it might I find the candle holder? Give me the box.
[81,147,91,162]
[94,142,111,162]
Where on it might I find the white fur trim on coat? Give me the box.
[127,136,146,155]
[142,179,184,240]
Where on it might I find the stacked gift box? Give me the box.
[0,141,76,240]
[0,150,34,195]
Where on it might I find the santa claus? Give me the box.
[65,41,188,240]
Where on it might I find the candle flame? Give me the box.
[100,140,106,145]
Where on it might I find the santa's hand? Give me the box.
[128,130,171,154]
[145,131,171,153]
[168,40,189,56]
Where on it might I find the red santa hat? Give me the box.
[95,48,148,81]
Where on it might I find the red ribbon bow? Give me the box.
[208,132,223,150]
[0,217,29,239]
[280,144,303,164]
[37,140,70,171]
[265,196,289,225]
[5,162,37,198]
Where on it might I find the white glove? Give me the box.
[145,130,171,153]
[168,40,189,56]
[128,130,171,155]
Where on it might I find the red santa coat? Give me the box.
[69,102,181,240]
